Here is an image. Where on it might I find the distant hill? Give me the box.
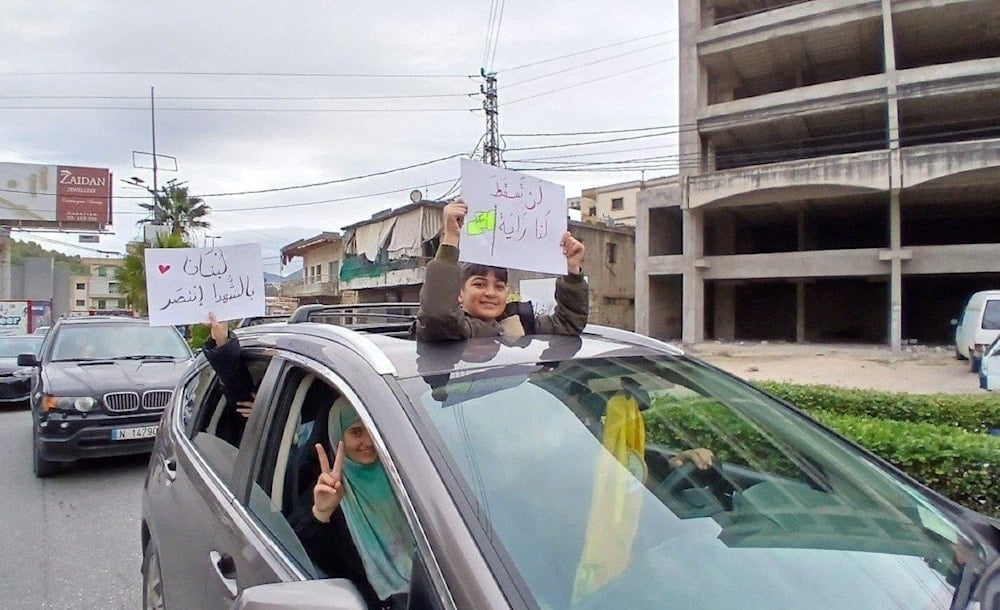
[264,269,303,284]
[13,239,88,273]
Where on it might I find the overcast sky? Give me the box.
[0,1,679,273]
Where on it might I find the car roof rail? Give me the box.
[287,303,419,335]
[582,324,685,355]
[236,314,291,328]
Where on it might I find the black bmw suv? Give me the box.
[19,316,193,477]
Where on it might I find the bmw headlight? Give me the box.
[42,395,97,412]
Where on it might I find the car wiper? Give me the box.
[52,358,113,363]
[111,355,180,361]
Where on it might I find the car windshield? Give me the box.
[0,336,42,358]
[50,324,192,361]
[401,354,985,610]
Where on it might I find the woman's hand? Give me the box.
[668,447,715,470]
[312,442,346,523]
[205,311,229,347]
[561,231,585,275]
[441,200,467,247]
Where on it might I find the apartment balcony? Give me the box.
[338,255,431,292]
[287,276,340,298]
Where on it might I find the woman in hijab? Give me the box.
[293,402,416,610]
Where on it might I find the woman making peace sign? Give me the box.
[293,402,416,610]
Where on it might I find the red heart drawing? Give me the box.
[158,264,171,274]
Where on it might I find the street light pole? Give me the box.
[151,87,159,197]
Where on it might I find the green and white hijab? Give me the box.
[329,402,415,601]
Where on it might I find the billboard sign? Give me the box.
[0,162,112,228]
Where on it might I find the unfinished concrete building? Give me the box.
[637,0,1000,348]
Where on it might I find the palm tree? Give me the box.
[117,232,191,316]
[139,184,211,237]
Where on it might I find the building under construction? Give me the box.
[636,0,1000,349]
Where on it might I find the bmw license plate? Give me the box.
[111,424,158,441]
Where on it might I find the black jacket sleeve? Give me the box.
[202,334,255,445]
[290,507,382,610]
[202,333,255,404]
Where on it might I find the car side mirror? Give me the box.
[235,579,367,610]
[17,353,39,367]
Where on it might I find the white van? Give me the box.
[979,336,1000,391]
[954,290,1000,372]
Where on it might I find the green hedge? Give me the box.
[643,396,1000,518]
[757,381,1000,434]
[811,411,1000,518]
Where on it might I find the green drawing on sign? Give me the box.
[467,210,496,236]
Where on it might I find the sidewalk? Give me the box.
[680,341,985,395]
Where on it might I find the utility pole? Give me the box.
[480,68,501,167]
[150,87,159,197]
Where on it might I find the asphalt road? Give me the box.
[0,405,148,609]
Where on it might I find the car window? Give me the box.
[245,364,340,577]
[244,360,425,607]
[0,336,42,357]
[982,299,1000,330]
[49,324,191,361]
[400,355,980,610]
[176,364,243,484]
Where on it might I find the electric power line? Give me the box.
[0,92,477,102]
[504,57,674,105]
[502,39,674,89]
[497,29,675,73]
[0,70,470,79]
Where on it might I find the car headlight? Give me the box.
[12,368,33,378]
[42,395,97,412]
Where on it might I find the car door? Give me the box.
[146,351,283,610]
[983,337,1000,391]
[215,343,462,610]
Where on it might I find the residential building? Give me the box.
[575,176,674,227]
[279,232,343,305]
[338,201,444,304]
[637,0,1000,349]
[70,257,129,315]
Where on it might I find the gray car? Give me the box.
[140,306,1000,610]
[0,334,43,406]
[21,316,194,477]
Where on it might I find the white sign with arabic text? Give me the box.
[459,159,567,275]
[145,244,265,326]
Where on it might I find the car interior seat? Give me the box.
[280,378,339,517]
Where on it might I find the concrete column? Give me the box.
[796,211,807,342]
[882,0,903,351]
[796,281,806,343]
[889,192,903,349]
[714,283,735,340]
[0,227,10,300]
[678,1,703,171]
[681,202,705,343]
[635,200,650,336]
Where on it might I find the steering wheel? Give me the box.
[653,459,735,515]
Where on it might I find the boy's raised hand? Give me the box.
[312,442,346,523]
[561,232,585,275]
[441,200,467,247]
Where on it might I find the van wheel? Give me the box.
[142,541,166,610]
[32,427,59,478]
